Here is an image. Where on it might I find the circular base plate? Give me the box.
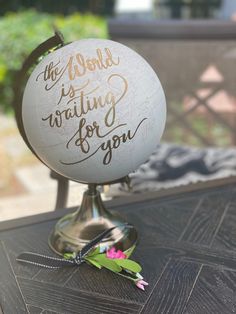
[48,211,138,256]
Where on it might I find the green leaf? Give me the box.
[124,245,136,258]
[63,252,76,260]
[87,246,100,257]
[114,259,142,273]
[93,254,122,273]
[85,257,102,269]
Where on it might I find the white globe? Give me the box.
[22,38,166,183]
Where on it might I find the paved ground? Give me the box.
[0,113,110,222]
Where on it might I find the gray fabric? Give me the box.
[108,143,236,196]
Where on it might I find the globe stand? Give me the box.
[48,184,138,256]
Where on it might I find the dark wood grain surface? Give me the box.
[0,181,236,313]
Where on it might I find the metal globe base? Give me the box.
[48,184,138,256]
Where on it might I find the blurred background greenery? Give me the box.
[0,9,108,113]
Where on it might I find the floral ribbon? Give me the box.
[16,224,148,291]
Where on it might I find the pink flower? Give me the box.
[106,247,127,259]
[136,280,149,291]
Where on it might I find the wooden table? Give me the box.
[1,178,236,314]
